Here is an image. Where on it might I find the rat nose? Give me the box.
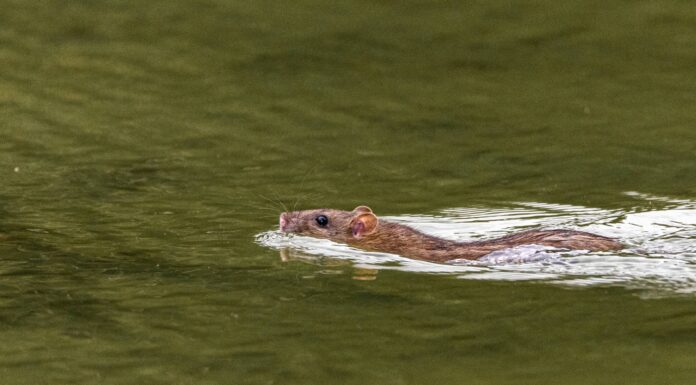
[279,213,287,231]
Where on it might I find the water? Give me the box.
[1,1,696,384]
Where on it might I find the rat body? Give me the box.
[279,206,621,262]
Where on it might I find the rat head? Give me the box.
[279,206,378,243]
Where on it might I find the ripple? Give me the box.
[256,193,696,297]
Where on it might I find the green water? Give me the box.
[1,1,696,383]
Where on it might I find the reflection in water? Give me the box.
[257,193,696,296]
[352,268,379,281]
[279,248,379,280]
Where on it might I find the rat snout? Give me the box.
[279,212,304,234]
[279,213,288,232]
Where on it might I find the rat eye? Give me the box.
[315,215,329,227]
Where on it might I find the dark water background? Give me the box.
[1,1,696,384]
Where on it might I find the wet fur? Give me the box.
[280,208,622,262]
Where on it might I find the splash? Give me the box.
[256,192,696,297]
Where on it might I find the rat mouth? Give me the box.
[279,213,288,232]
[279,212,297,233]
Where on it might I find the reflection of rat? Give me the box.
[279,206,622,263]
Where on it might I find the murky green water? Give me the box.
[2,1,696,384]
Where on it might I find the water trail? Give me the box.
[256,193,696,297]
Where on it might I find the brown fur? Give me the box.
[279,206,622,262]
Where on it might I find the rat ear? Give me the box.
[353,206,373,214]
[351,213,378,239]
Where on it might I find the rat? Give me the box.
[278,206,621,262]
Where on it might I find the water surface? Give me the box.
[1,1,696,384]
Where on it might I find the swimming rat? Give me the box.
[278,206,621,262]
